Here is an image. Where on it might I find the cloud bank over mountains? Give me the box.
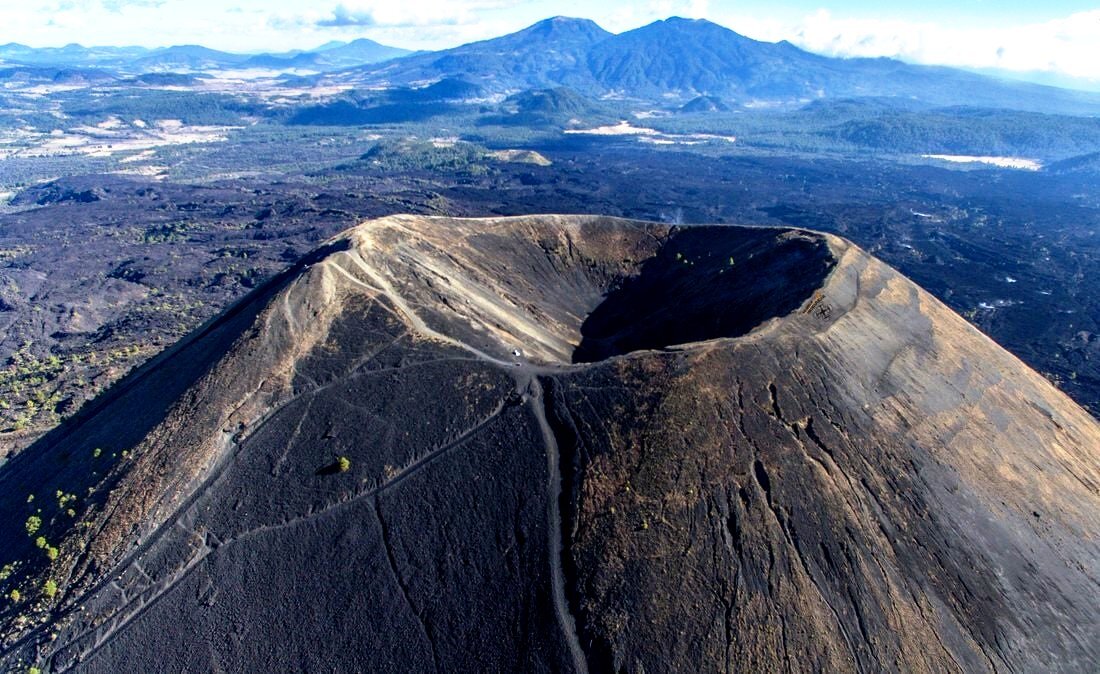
[4,0,1098,88]
[786,9,1100,84]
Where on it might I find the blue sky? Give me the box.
[3,0,1100,85]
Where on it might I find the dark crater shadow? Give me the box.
[572,227,834,363]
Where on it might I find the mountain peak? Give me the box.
[583,15,801,99]
[520,16,611,40]
[664,15,713,24]
[635,15,756,40]
[312,40,348,51]
[295,14,1100,112]
[538,15,602,27]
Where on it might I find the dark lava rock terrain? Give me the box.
[1,215,1098,672]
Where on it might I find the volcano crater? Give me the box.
[353,218,837,365]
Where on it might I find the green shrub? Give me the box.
[337,456,351,473]
[25,516,41,536]
[43,579,57,598]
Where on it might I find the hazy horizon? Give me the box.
[2,1,1099,91]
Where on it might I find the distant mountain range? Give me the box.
[0,38,410,73]
[2,17,1099,116]
[241,39,416,71]
[322,17,1100,115]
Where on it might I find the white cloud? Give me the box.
[302,0,519,29]
[2,0,1099,87]
[265,0,538,51]
[775,9,1100,83]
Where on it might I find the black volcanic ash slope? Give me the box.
[1,215,1099,673]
